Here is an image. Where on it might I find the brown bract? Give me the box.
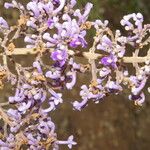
[81,21,92,30]
[0,70,7,89]
[39,137,57,150]
[18,15,29,26]
[7,43,15,53]
[15,132,28,150]
[35,74,46,82]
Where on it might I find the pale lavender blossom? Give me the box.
[0,17,9,29]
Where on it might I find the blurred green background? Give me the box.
[0,0,150,150]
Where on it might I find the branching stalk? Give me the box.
[0,48,149,63]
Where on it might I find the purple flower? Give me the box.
[7,109,21,121]
[27,2,40,18]
[97,35,112,51]
[24,36,36,44]
[4,2,14,9]
[33,61,42,73]
[66,71,77,89]
[53,0,60,5]
[37,121,50,134]
[129,92,145,106]
[51,49,68,66]
[69,37,87,48]
[106,81,122,92]
[27,133,39,146]
[0,17,9,29]
[18,100,32,112]
[74,2,93,24]
[47,18,54,28]
[53,0,65,14]
[70,0,77,8]
[99,67,111,77]
[73,99,88,111]
[56,135,77,149]
[131,78,147,95]
[45,70,61,79]
[42,89,63,113]
[0,140,8,147]
[27,20,37,29]
[120,13,143,31]
[100,55,117,68]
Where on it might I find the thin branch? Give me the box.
[90,59,97,81]
[0,48,149,63]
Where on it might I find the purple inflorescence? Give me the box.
[0,0,149,149]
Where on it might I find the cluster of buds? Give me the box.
[0,0,149,149]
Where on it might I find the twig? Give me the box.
[0,48,149,63]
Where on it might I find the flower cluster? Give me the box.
[73,13,150,110]
[0,0,149,149]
